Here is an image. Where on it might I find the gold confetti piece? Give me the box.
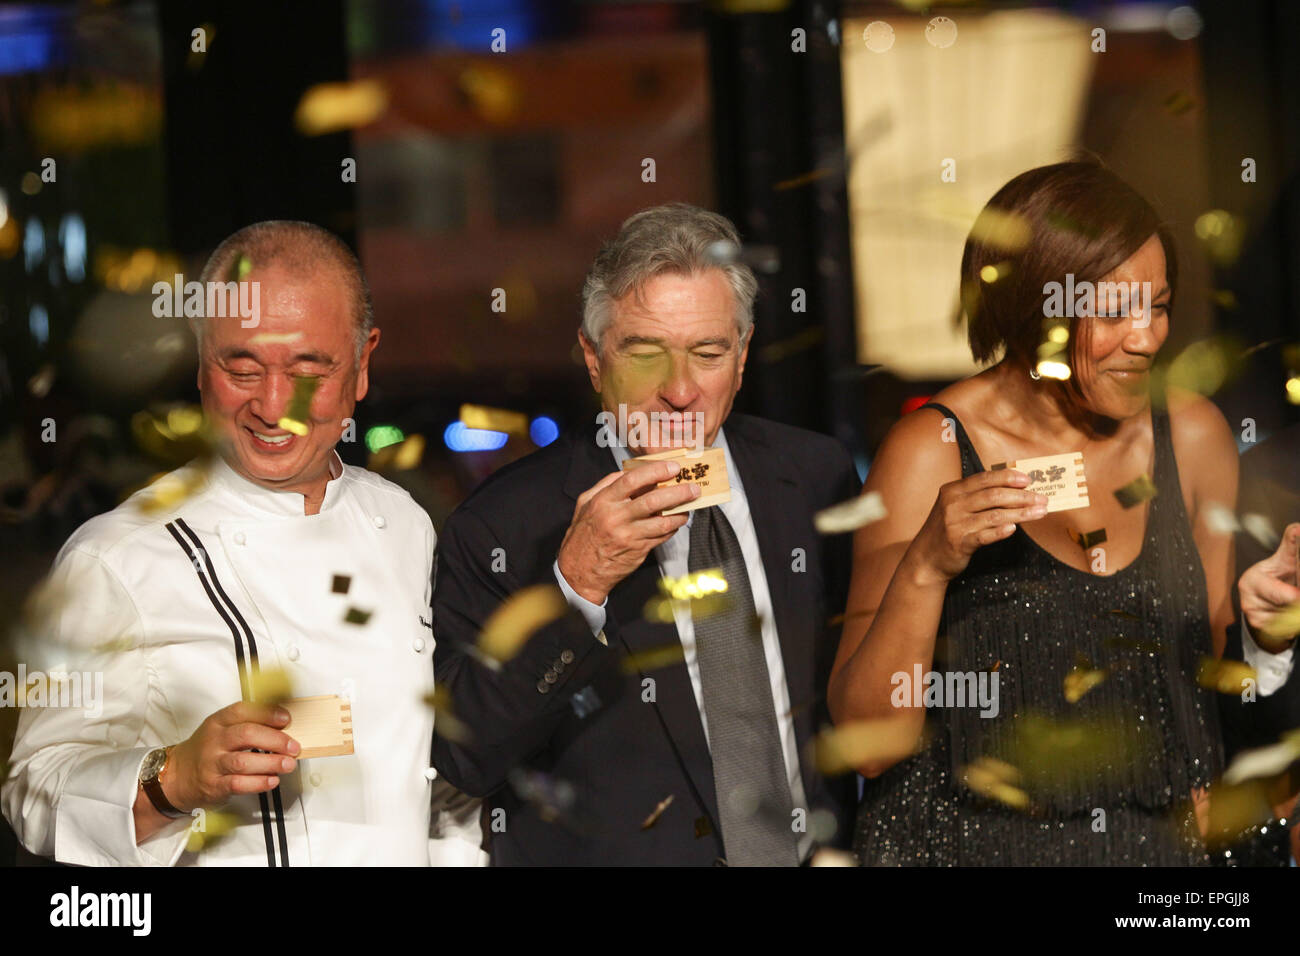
[479,585,568,664]
[1063,666,1107,703]
[960,757,1029,810]
[1113,474,1157,509]
[248,331,303,346]
[640,794,674,830]
[1044,210,1101,240]
[773,167,833,191]
[659,569,728,601]
[278,376,319,437]
[250,666,293,706]
[1165,337,1242,397]
[27,364,54,397]
[1241,512,1280,550]
[1197,657,1257,695]
[810,848,858,867]
[1194,209,1244,266]
[1222,731,1300,786]
[759,326,824,364]
[185,809,241,854]
[294,79,388,136]
[1075,528,1107,550]
[331,574,351,595]
[1258,600,1300,641]
[621,644,687,675]
[1204,504,1241,535]
[809,719,919,776]
[343,607,371,626]
[459,403,528,435]
[390,434,426,470]
[136,468,209,515]
[814,491,886,535]
[643,593,734,624]
[423,686,471,744]
[457,64,520,123]
[966,207,1031,253]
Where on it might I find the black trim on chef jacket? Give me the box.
[166,518,291,867]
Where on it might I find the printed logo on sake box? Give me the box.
[992,452,1089,513]
[621,446,731,515]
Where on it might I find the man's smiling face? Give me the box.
[198,262,377,495]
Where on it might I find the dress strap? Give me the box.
[919,401,986,476]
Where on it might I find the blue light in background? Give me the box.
[444,420,508,452]
[0,7,65,76]
[60,213,85,282]
[530,415,559,447]
[29,303,48,348]
[23,216,44,273]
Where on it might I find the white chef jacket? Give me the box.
[2,452,484,866]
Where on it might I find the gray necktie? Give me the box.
[688,505,800,866]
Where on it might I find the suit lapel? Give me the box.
[725,417,818,768]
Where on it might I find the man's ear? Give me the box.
[735,330,751,393]
[579,330,602,393]
[355,327,381,402]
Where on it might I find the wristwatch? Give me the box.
[139,747,186,819]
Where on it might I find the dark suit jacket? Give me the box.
[431,412,859,865]
[1219,423,1300,761]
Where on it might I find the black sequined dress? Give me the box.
[853,400,1224,865]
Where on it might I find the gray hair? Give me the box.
[195,220,375,364]
[580,203,758,352]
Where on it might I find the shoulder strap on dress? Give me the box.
[918,402,985,474]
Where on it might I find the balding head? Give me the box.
[197,220,374,364]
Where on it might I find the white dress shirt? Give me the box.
[553,427,813,859]
[1240,613,1295,696]
[3,453,484,866]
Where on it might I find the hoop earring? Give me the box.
[1029,367,1041,381]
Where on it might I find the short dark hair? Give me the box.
[197,220,374,361]
[960,161,1178,367]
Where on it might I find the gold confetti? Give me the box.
[966,207,1031,253]
[621,644,687,675]
[1258,601,1300,641]
[1063,666,1107,703]
[331,574,351,595]
[423,686,471,743]
[659,569,728,601]
[809,848,858,867]
[278,376,319,436]
[1162,90,1195,116]
[979,261,1012,284]
[294,80,388,136]
[814,491,886,535]
[457,65,520,123]
[643,593,733,624]
[479,585,568,664]
[1075,528,1107,550]
[1204,504,1241,535]
[809,718,919,776]
[641,794,674,830]
[250,666,293,705]
[185,809,241,853]
[1197,657,1257,694]
[960,757,1029,810]
[1241,512,1279,551]
[135,467,210,515]
[459,403,528,436]
[343,607,371,626]
[370,434,427,472]
[1113,474,1157,509]
[1222,730,1300,786]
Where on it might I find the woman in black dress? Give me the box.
[828,162,1237,865]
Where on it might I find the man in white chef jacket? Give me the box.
[2,220,484,866]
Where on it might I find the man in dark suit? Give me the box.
[431,203,858,865]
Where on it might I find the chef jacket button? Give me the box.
[413,637,426,653]
[424,767,438,781]
[560,649,575,664]
[553,659,565,674]
[233,531,246,545]
[309,773,322,787]
[536,680,550,694]
[544,671,558,684]
[373,515,386,529]
[287,645,301,662]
